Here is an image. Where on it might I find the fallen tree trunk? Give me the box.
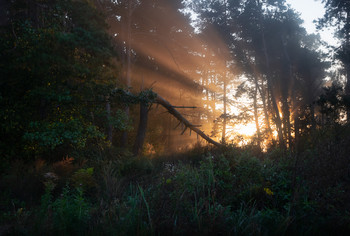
[155,95,223,147]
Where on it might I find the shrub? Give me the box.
[38,184,92,235]
[71,167,96,191]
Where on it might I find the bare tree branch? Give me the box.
[155,95,223,147]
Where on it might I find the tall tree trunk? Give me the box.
[121,1,133,146]
[222,76,227,144]
[106,98,113,143]
[310,104,316,131]
[281,97,292,148]
[345,65,350,123]
[280,36,295,148]
[345,12,350,124]
[291,89,299,151]
[204,70,212,123]
[253,78,262,149]
[261,31,285,148]
[293,111,299,151]
[211,75,217,120]
[257,0,284,148]
[168,116,174,151]
[255,0,285,148]
[270,90,285,148]
[345,57,350,124]
[257,77,273,141]
[133,102,149,156]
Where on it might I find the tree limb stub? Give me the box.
[171,106,198,109]
[155,95,223,147]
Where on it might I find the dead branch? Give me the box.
[155,95,223,147]
[171,106,198,109]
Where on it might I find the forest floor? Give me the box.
[1,136,350,235]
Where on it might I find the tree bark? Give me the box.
[293,111,299,151]
[345,12,350,124]
[257,77,273,141]
[261,25,285,149]
[222,75,227,144]
[253,79,262,149]
[280,36,294,148]
[256,0,285,149]
[133,102,149,156]
[106,99,113,143]
[345,60,350,124]
[121,0,133,147]
[155,95,223,147]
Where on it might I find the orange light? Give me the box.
[234,123,257,136]
[272,130,278,139]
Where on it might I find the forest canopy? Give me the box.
[1,0,349,157]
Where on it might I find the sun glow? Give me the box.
[234,122,257,137]
[224,122,258,146]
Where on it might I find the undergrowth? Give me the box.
[1,142,350,235]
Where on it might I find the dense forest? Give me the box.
[1,0,350,235]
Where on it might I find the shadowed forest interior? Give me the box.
[1,0,350,235]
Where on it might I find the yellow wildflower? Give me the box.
[264,187,274,196]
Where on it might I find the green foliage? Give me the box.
[110,88,157,106]
[38,185,92,235]
[53,187,91,234]
[226,202,261,235]
[0,191,31,234]
[71,167,96,191]
[317,83,346,124]
[24,120,105,153]
[101,184,153,235]
[117,155,155,176]
[234,152,263,184]
[109,109,131,131]
[1,144,350,235]
[0,0,124,160]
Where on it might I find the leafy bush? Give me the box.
[71,167,96,191]
[38,184,92,235]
